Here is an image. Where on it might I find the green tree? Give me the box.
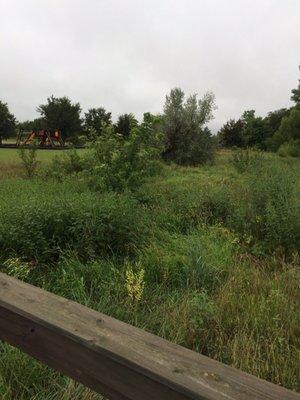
[291,65,300,106]
[163,88,216,165]
[264,108,291,150]
[37,96,82,141]
[162,88,185,159]
[0,101,16,144]
[240,110,266,149]
[18,118,45,132]
[141,112,163,143]
[115,113,138,138]
[218,119,244,147]
[266,69,300,152]
[264,108,290,136]
[272,107,300,148]
[84,107,111,139]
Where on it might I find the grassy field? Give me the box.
[0,148,299,399]
[0,148,86,178]
[0,147,88,163]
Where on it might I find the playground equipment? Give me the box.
[16,129,64,147]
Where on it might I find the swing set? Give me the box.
[16,129,64,147]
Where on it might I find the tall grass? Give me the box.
[0,150,299,398]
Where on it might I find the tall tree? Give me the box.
[267,68,300,153]
[264,108,291,150]
[84,107,112,139]
[162,88,185,159]
[240,110,266,148]
[271,107,300,149]
[264,108,290,136]
[18,118,45,132]
[0,101,16,144]
[218,119,244,147]
[37,96,82,141]
[115,113,138,138]
[163,88,216,165]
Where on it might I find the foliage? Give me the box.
[277,140,300,158]
[37,96,82,142]
[84,121,164,192]
[0,101,16,143]
[229,162,300,254]
[18,118,45,132]
[18,146,39,178]
[270,106,300,151]
[264,108,290,149]
[163,88,216,165]
[83,107,111,139]
[230,148,264,173]
[0,188,149,262]
[0,150,300,398]
[240,110,266,149]
[291,64,300,106]
[218,118,243,147]
[114,113,138,138]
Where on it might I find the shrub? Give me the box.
[45,123,164,192]
[271,106,300,150]
[277,140,300,158]
[42,149,85,180]
[86,124,163,192]
[0,192,150,262]
[18,147,39,178]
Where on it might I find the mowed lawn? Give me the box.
[0,148,86,178]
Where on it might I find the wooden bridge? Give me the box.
[0,272,298,400]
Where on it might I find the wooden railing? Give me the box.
[0,272,298,400]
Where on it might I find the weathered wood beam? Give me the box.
[0,272,298,400]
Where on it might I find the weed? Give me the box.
[18,147,39,178]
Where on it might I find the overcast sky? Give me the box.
[0,0,299,131]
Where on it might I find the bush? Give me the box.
[0,191,150,262]
[270,106,300,151]
[45,123,164,192]
[42,149,85,180]
[87,124,163,192]
[18,147,39,178]
[277,140,300,158]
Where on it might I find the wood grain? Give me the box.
[0,272,298,400]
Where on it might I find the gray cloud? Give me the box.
[0,0,299,131]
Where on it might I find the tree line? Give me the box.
[218,66,300,157]
[0,88,217,165]
[0,65,299,163]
